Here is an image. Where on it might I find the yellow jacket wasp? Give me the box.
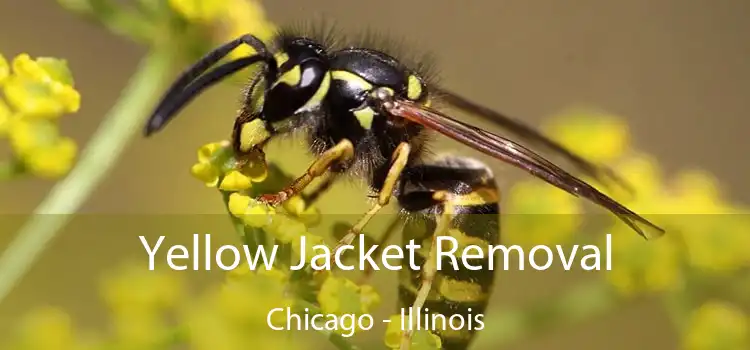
[144,25,665,350]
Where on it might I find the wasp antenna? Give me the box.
[145,56,270,136]
[144,34,275,136]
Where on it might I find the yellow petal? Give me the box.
[7,118,60,156]
[227,192,252,217]
[24,137,77,178]
[267,215,306,243]
[223,0,277,60]
[291,232,325,265]
[190,162,219,186]
[504,180,583,246]
[168,0,227,23]
[0,54,8,85]
[19,307,75,350]
[544,109,631,163]
[0,99,12,135]
[3,75,76,118]
[219,170,253,191]
[241,203,275,227]
[282,195,306,216]
[197,141,226,163]
[684,301,748,350]
[12,53,51,81]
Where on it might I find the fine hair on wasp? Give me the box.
[144,19,665,350]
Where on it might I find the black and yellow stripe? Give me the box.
[397,157,500,350]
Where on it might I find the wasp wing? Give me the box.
[384,98,665,239]
[434,87,633,194]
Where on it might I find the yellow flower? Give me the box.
[291,232,326,265]
[219,0,277,60]
[0,53,80,180]
[191,161,220,186]
[24,137,77,178]
[168,0,227,23]
[190,141,228,186]
[0,98,12,135]
[679,209,750,273]
[16,307,77,350]
[318,275,381,316]
[266,214,307,243]
[218,169,253,191]
[317,275,381,337]
[504,180,583,247]
[12,54,75,85]
[283,195,322,226]
[0,53,8,85]
[634,167,748,273]
[185,269,299,350]
[111,310,167,348]
[7,117,56,155]
[215,268,293,327]
[609,153,664,202]
[101,264,184,315]
[384,315,442,350]
[604,225,683,296]
[197,141,227,163]
[7,118,78,178]
[4,54,80,117]
[543,108,631,163]
[190,141,268,189]
[227,192,276,227]
[684,301,748,350]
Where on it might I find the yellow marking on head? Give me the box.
[407,75,423,100]
[274,52,290,67]
[274,65,301,88]
[239,119,271,152]
[424,97,432,107]
[353,107,376,129]
[331,70,373,90]
[437,278,487,303]
[449,187,500,206]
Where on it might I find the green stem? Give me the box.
[0,49,174,304]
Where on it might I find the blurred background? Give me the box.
[0,0,748,349]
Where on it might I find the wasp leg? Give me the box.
[333,142,411,250]
[301,171,340,207]
[397,156,500,350]
[400,194,455,350]
[258,139,354,205]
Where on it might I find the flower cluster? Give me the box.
[0,53,80,179]
[187,138,394,344]
[169,0,277,58]
[10,2,745,350]
[533,108,750,349]
[684,300,749,350]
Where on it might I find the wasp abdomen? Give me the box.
[397,156,500,350]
